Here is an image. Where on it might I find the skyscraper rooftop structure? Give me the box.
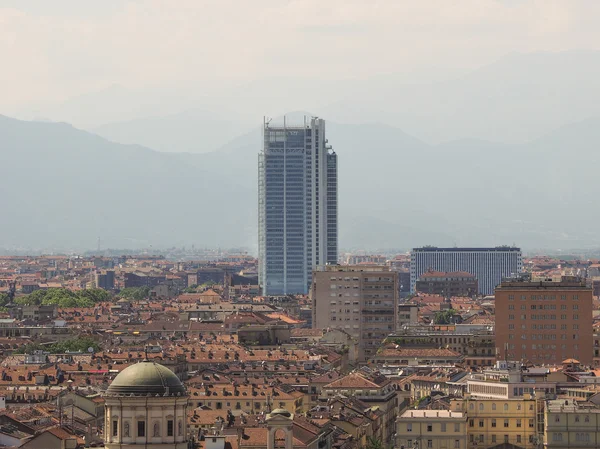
[258,116,338,295]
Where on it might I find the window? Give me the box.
[492,403,496,411]
[553,433,563,442]
[504,419,509,428]
[479,403,484,411]
[516,419,522,428]
[517,435,522,443]
[112,420,118,437]
[503,403,508,411]
[427,424,433,432]
[491,419,496,428]
[167,420,174,437]
[408,440,412,448]
[454,423,460,432]
[529,419,534,428]
[427,440,433,448]
[492,435,496,443]
[469,403,474,410]
[479,420,484,428]
[407,423,412,432]
[138,421,146,438]
[504,435,509,443]
[441,423,446,432]
[469,419,474,427]
[454,440,460,449]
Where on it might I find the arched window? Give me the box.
[153,422,160,437]
[469,403,474,410]
[585,416,590,423]
[479,403,484,411]
[503,403,508,411]
[492,403,496,411]
[124,422,130,438]
[178,421,183,436]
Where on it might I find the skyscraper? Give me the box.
[259,116,337,295]
[410,246,522,295]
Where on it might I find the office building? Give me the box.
[415,271,478,297]
[311,265,398,361]
[259,116,337,295]
[495,276,593,365]
[411,247,522,295]
[95,270,115,290]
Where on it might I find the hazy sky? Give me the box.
[1,0,600,113]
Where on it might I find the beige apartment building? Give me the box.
[396,409,467,449]
[451,397,539,449]
[311,265,398,362]
[544,398,600,449]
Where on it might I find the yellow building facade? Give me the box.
[451,397,538,449]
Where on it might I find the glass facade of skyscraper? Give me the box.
[259,117,337,295]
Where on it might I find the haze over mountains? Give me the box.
[3,50,600,252]
[28,50,600,151]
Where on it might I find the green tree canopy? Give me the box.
[15,288,110,308]
[117,287,150,301]
[433,308,460,325]
[14,336,101,354]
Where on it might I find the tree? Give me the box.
[15,288,110,308]
[13,337,101,354]
[433,309,460,325]
[365,436,385,449]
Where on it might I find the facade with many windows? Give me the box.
[396,409,467,449]
[258,116,338,295]
[451,397,539,449]
[411,247,522,295]
[312,265,398,361]
[495,276,593,365]
[544,399,600,449]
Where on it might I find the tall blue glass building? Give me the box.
[258,117,338,295]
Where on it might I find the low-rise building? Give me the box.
[396,409,467,449]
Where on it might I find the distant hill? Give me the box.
[2,114,600,251]
[0,115,253,250]
[92,108,252,154]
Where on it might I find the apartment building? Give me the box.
[544,398,600,449]
[451,397,538,449]
[495,276,593,365]
[312,265,398,361]
[321,369,398,445]
[396,409,467,449]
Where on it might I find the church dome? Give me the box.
[269,408,292,418]
[106,360,186,396]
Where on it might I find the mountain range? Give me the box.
[2,112,600,252]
